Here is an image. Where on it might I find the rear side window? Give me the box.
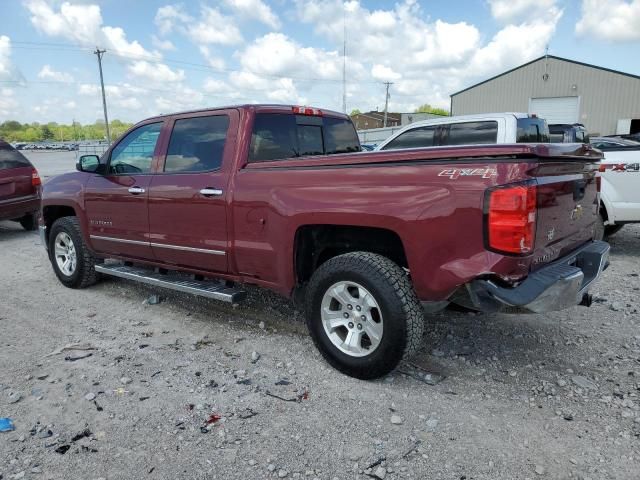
[443,121,498,146]
[0,143,31,170]
[248,113,360,162]
[517,118,550,142]
[165,115,229,173]
[381,126,437,150]
[575,129,589,143]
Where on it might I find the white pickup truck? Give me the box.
[590,137,640,239]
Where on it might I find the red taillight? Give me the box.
[31,168,41,187]
[292,106,323,116]
[486,184,537,255]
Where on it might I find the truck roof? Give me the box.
[144,104,350,123]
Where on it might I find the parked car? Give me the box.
[589,136,640,239]
[549,123,589,143]
[0,140,42,230]
[40,104,608,379]
[374,113,549,150]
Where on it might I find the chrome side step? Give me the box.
[95,264,246,303]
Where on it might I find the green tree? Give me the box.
[350,109,362,116]
[414,104,449,116]
[41,125,54,140]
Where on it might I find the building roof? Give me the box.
[450,55,640,97]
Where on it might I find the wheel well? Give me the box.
[294,225,408,285]
[599,201,608,221]
[43,205,76,240]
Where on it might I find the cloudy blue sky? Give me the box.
[1,0,639,123]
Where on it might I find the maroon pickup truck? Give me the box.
[40,104,609,379]
[0,141,41,230]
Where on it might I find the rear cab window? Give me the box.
[248,113,360,162]
[0,142,32,170]
[517,118,550,143]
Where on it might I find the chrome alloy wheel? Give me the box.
[54,232,77,277]
[321,281,384,357]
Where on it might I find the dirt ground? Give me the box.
[1,218,639,480]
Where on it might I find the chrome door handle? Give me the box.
[128,186,146,195]
[200,188,223,197]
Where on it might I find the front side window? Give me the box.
[444,121,498,146]
[164,115,230,173]
[381,126,437,150]
[109,122,162,174]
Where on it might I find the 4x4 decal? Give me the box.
[438,167,498,180]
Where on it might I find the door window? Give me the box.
[443,121,498,146]
[248,113,360,162]
[164,115,230,173]
[381,126,437,150]
[109,122,162,175]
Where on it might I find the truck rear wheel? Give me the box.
[305,252,424,379]
[49,217,100,289]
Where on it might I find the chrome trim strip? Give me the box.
[150,242,226,256]
[90,235,149,246]
[89,235,226,255]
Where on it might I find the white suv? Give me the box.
[374,113,550,150]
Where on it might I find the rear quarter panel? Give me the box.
[0,166,39,221]
[231,157,536,300]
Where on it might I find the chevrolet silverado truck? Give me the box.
[589,136,640,239]
[40,104,610,379]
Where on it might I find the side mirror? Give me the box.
[76,155,101,173]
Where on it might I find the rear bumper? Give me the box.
[465,240,610,313]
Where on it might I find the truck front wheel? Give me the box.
[48,217,100,289]
[305,252,424,379]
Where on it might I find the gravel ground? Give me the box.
[1,219,639,480]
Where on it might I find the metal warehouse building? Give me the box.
[450,55,640,136]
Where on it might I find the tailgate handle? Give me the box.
[573,180,586,201]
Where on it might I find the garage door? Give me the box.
[529,97,579,124]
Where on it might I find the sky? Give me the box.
[0,0,639,124]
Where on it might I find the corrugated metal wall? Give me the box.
[451,57,640,135]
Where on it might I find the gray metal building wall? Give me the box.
[451,56,640,135]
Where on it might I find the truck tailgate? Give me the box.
[530,152,600,270]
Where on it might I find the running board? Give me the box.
[95,264,246,303]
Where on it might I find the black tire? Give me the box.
[594,214,605,241]
[48,216,100,289]
[604,224,624,237]
[305,252,424,379]
[18,213,37,231]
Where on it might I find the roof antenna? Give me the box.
[342,4,347,114]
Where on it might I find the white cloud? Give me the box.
[37,65,73,83]
[189,6,243,45]
[0,35,24,83]
[127,61,185,84]
[576,0,640,41]
[295,0,562,111]
[239,33,347,81]
[199,46,226,70]
[155,4,190,35]
[151,35,176,51]
[488,0,559,24]
[25,0,159,60]
[0,88,18,117]
[371,64,401,82]
[223,0,281,29]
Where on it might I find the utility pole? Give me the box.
[342,7,347,114]
[383,82,393,127]
[94,47,111,144]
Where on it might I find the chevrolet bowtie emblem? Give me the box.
[570,204,583,221]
